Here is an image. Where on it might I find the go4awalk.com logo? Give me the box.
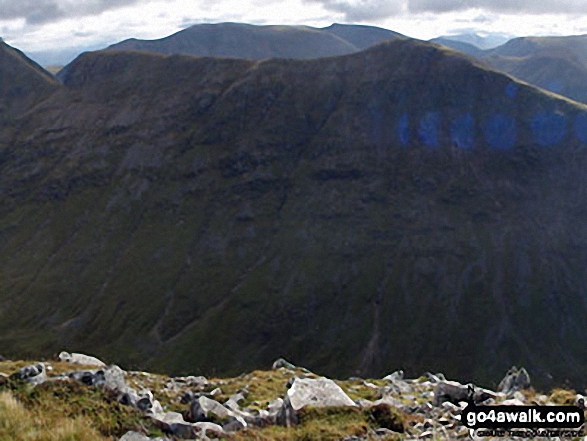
[462,386,584,438]
[461,384,585,438]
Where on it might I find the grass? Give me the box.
[0,390,107,441]
[230,405,405,441]
[3,379,164,439]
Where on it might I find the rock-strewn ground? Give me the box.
[0,354,584,440]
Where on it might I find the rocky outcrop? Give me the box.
[432,380,498,406]
[498,366,531,394]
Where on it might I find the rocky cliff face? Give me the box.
[1,39,587,390]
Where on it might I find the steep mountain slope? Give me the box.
[106,22,402,59]
[432,35,587,104]
[0,40,60,121]
[483,36,587,103]
[2,40,587,391]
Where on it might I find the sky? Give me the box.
[2,0,587,65]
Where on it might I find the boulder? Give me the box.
[497,367,531,394]
[276,377,356,427]
[193,422,225,439]
[383,370,404,382]
[68,365,161,413]
[58,351,106,367]
[185,396,248,431]
[151,411,199,439]
[433,381,496,406]
[152,410,228,439]
[287,377,357,410]
[11,363,47,385]
[272,358,297,370]
[68,369,105,386]
[119,431,168,441]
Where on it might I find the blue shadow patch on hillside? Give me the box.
[505,82,518,99]
[397,113,410,146]
[575,114,587,144]
[530,111,567,146]
[484,114,517,150]
[418,112,440,148]
[450,113,474,150]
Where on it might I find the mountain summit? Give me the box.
[106,22,403,59]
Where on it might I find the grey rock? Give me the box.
[272,358,297,370]
[425,372,447,383]
[286,377,357,411]
[68,369,105,386]
[276,395,299,427]
[179,391,195,404]
[12,363,47,385]
[383,370,404,381]
[267,397,283,415]
[58,351,106,367]
[575,394,586,409]
[151,411,199,439]
[119,431,150,441]
[433,381,497,406]
[209,387,222,396]
[193,422,225,439]
[276,377,356,427]
[497,366,531,394]
[186,395,248,431]
[224,392,246,411]
[119,431,168,441]
[221,415,247,432]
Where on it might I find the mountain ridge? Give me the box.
[2,39,587,391]
[106,22,404,60]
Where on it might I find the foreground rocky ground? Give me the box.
[0,353,585,440]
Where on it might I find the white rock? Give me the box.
[59,351,106,367]
[287,377,357,411]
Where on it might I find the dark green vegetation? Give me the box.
[105,22,404,59]
[433,34,587,104]
[2,37,587,390]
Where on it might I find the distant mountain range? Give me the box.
[106,22,405,59]
[432,34,587,104]
[433,32,512,50]
[3,37,587,390]
[106,23,587,106]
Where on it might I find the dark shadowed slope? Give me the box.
[3,40,587,390]
[106,22,403,59]
[0,40,60,119]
